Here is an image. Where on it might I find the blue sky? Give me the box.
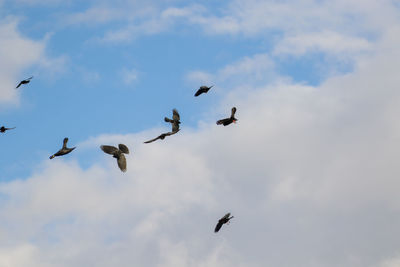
[1,0,400,266]
[0,1,352,180]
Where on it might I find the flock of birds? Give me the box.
[2,78,237,232]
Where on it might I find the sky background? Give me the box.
[1,0,400,266]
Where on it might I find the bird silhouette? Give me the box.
[214,213,234,233]
[16,76,33,89]
[194,85,213,97]
[144,109,181,143]
[49,138,76,159]
[216,107,237,126]
[100,144,130,172]
[0,126,16,133]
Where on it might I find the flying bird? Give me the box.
[194,85,213,97]
[100,144,130,172]
[49,138,76,159]
[16,76,33,89]
[0,126,16,133]
[216,107,238,126]
[144,109,181,143]
[214,213,234,233]
[164,109,180,133]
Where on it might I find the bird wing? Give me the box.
[222,213,231,220]
[231,107,237,117]
[164,117,173,123]
[118,144,129,154]
[100,145,118,154]
[214,220,224,232]
[144,134,163,144]
[63,138,69,148]
[5,127,16,130]
[194,89,203,97]
[16,82,22,89]
[172,109,180,121]
[216,118,229,125]
[144,132,173,143]
[27,76,33,80]
[117,153,127,172]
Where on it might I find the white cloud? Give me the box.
[186,53,278,91]
[274,30,373,56]
[2,0,400,266]
[2,25,400,264]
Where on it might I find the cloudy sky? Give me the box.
[1,0,400,266]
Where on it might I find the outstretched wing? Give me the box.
[15,82,23,89]
[144,132,174,144]
[117,153,127,172]
[231,107,237,117]
[172,109,180,121]
[100,145,118,155]
[194,88,203,97]
[62,138,69,148]
[5,127,16,130]
[214,220,224,233]
[144,134,163,144]
[118,144,129,154]
[222,213,231,220]
[164,117,173,123]
[216,118,229,125]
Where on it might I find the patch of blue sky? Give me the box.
[0,1,361,182]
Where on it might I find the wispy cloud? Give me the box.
[274,30,373,56]
[186,53,278,89]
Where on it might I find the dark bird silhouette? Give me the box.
[49,138,76,159]
[215,213,234,233]
[0,126,16,133]
[194,85,213,97]
[100,144,130,172]
[16,76,33,89]
[216,107,237,126]
[144,109,181,143]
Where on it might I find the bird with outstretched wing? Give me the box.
[144,109,181,144]
[214,212,234,233]
[49,137,76,159]
[216,107,238,126]
[0,126,16,133]
[194,85,213,97]
[16,76,33,89]
[100,144,130,172]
